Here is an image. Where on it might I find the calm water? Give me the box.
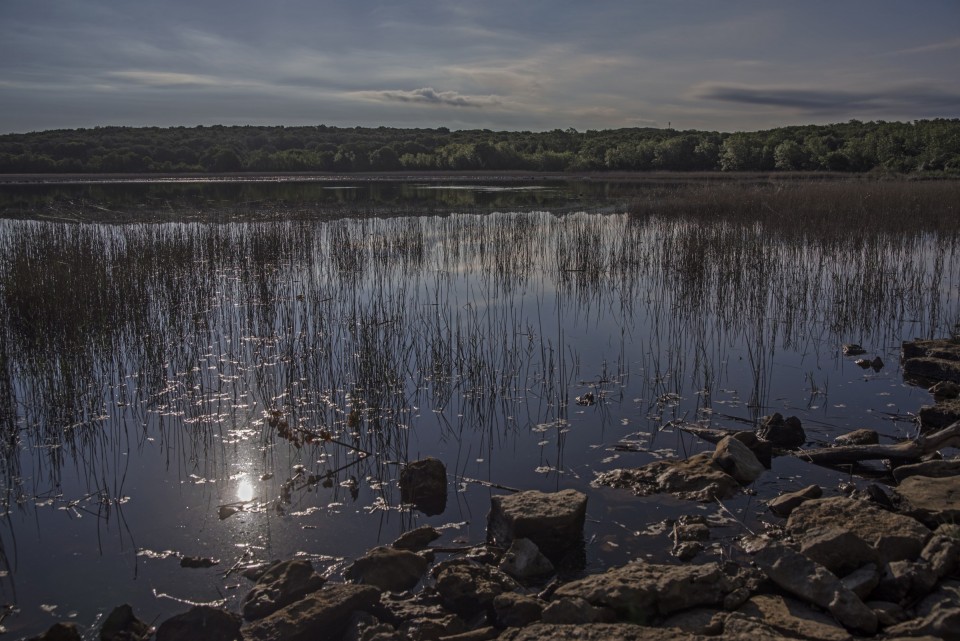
[0,177,958,636]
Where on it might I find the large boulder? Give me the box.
[242,559,326,621]
[242,584,380,641]
[345,546,428,592]
[798,527,880,577]
[894,475,960,528]
[399,458,447,515]
[155,606,242,641]
[593,453,740,502]
[712,436,765,484]
[552,560,743,623]
[786,497,931,565]
[487,489,587,560]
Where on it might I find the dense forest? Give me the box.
[1,119,958,174]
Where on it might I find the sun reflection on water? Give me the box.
[237,478,255,503]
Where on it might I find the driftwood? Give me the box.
[675,424,741,444]
[792,421,960,466]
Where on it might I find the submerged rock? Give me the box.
[593,453,740,502]
[242,584,380,641]
[767,484,823,518]
[242,559,326,621]
[399,458,447,515]
[757,413,806,450]
[487,489,587,560]
[156,606,242,641]
[100,604,151,641]
[345,546,428,593]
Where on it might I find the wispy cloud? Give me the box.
[107,70,227,87]
[350,87,502,109]
[889,37,960,56]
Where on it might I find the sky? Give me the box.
[1,1,959,134]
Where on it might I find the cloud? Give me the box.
[889,37,960,56]
[351,87,502,108]
[693,83,960,115]
[106,70,226,87]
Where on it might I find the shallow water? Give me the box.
[0,178,957,636]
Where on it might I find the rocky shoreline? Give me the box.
[28,340,960,641]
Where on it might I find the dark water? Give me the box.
[0,177,957,637]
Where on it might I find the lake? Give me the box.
[0,176,957,637]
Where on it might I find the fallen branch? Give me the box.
[792,421,960,466]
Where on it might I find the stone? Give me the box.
[432,559,521,617]
[179,555,218,568]
[894,474,960,528]
[242,584,381,641]
[884,580,960,640]
[834,429,879,446]
[932,380,960,400]
[749,539,877,634]
[28,623,83,641]
[155,606,242,641]
[672,541,703,561]
[893,458,960,482]
[843,344,867,356]
[767,484,823,517]
[540,597,616,625]
[674,521,710,542]
[437,628,500,641]
[757,413,806,450]
[398,614,466,640]
[658,607,725,635]
[379,594,462,633]
[840,564,880,601]
[242,559,327,621]
[499,623,706,641]
[487,489,587,560]
[497,538,555,581]
[730,594,851,641]
[918,399,960,430]
[593,453,740,502]
[100,604,151,641]
[341,612,396,641]
[730,431,772,468]
[872,559,939,604]
[922,533,960,578]
[868,600,909,627]
[799,527,879,577]
[712,436,765,484]
[399,458,447,515]
[345,546,428,593]
[552,560,743,623]
[787,496,931,565]
[492,593,544,628]
[902,339,960,384]
[392,526,441,551]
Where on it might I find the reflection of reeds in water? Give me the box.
[0,180,957,544]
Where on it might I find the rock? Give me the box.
[28,623,83,641]
[749,538,877,634]
[242,559,327,621]
[876,559,940,604]
[540,597,616,625]
[902,338,960,384]
[894,475,960,528]
[398,613,467,640]
[868,600,909,627]
[932,380,960,400]
[242,584,380,641]
[156,606,242,641]
[432,559,521,617]
[767,484,823,517]
[345,546,428,593]
[757,413,806,450]
[712,436,765,484]
[893,459,960,482]
[729,594,851,641]
[843,344,867,356]
[399,458,447,515]
[673,519,710,541]
[487,489,587,560]
[672,541,703,561]
[392,526,441,551]
[379,593,464,635]
[884,580,960,640]
[497,538,555,581]
[100,604,151,641]
[922,533,960,578]
[552,560,743,623]
[799,527,879,577]
[437,628,500,641]
[919,398,960,430]
[730,431,772,468]
[834,429,879,446]
[658,607,725,635]
[499,623,706,641]
[840,564,881,601]
[180,555,219,568]
[593,453,740,502]
[341,612,396,641]
[492,593,544,628]
[786,496,931,565]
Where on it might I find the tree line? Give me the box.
[1,119,958,174]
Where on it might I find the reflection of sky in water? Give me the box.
[0,195,958,637]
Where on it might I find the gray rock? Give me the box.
[432,559,521,616]
[893,458,960,482]
[840,564,880,601]
[749,538,877,634]
[492,593,544,628]
[399,458,447,515]
[552,560,743,623]
[767,484,823,518]
[499,623,706,641]
[922,533,960,578]
[885,580,960,640]
[712,436,765,484]
[593,453,740,502]
[894,475,960,527]
[497,538,555,581]
[834,429,879,446]
[156,606,242,641]
[242,584,381,641]
[786,496,931,565]
[487,489,587,560]
[242,559,326,621]
[757,413,806,450]
[100,604,150,641]
[28,623,83,641]
[345,546,428,592]
[730,594,852,641]
[799,527,879,577]
[391,526,441,551]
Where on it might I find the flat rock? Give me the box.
[902,339,960,385]
[834,429,879,446]
[730,594,852,641]
[884,580,960,640]
[593,453,740,502]
[242,584,380,641]
[712,436,765,484]
[242,559,326,621]
[893,458,960,482]
[498,537,555,581]
[345,546,428,592]
[487,489,587,559]
[657,607,725,635]
[799,527,879,577]
[552,560,742,623]
[767,484,823,518]
[155,606,242,641]
[541,597,616,625]
[918,398,960,430]
[894,475,960,527]
[840,563,881,601]
[749,538,877,634]
[786,496,931,565]
[392,525,441,551]
[499,623,707,641]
